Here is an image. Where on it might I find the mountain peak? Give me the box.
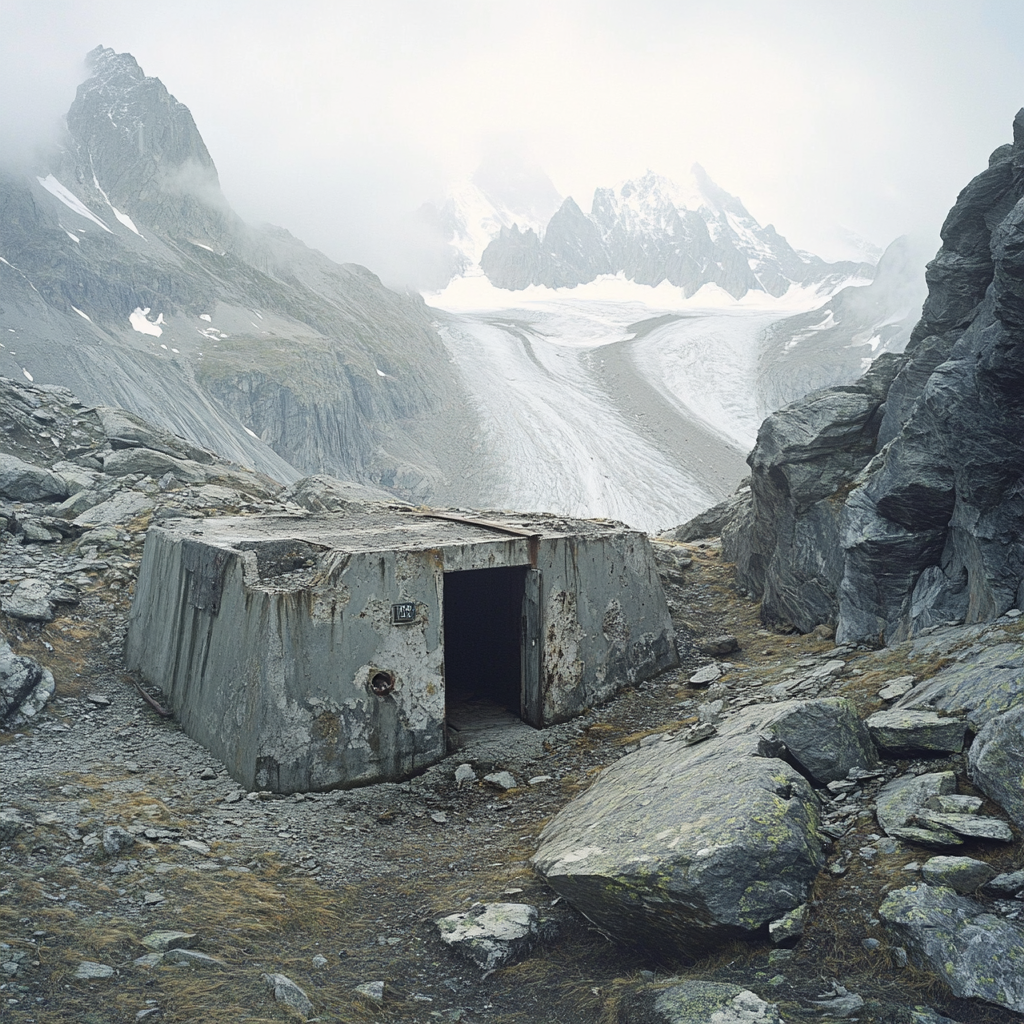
[59,46,227,242]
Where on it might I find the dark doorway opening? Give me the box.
[443,566,527,737]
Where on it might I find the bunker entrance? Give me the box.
[443,565,541,744]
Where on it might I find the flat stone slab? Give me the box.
[866,709,966,756]
[913,810,1013,843]
[436,903,539,971]
[880,883,1024,1013]
[263,972,314,1017]
[74,961,114,980]
[921,856,997,893]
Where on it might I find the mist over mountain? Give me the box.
[410,163,877,302]
[0,46,479,497]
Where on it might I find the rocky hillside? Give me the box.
[2,377,1023,1022]
[479,167,874,299]
[723,109,1024,645]
[0,46,479,501]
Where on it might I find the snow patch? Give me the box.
[36,175,112,233]
[199,314,212,322]
[243,426,259,438]
[375,368,388,377]
[71,306,92,322]
[22,368,33,382]
[63,229,80,243]
[129,307,163,337]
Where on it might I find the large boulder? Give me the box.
[0,454,69,502]
[968,705,1024,828]
[724,111,1024,644]
[758,697,878,784]
[532,705,825,955]
[879,884,1024,1013]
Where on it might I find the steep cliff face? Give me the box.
[725,110,1024,644]
[0,47,479,498]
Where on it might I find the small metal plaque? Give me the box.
[391,602,416,624]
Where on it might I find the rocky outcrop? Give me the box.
[724,110,1024,643]
[879,884,1024,1013]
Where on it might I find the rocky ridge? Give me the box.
[723,109,1024,645]
[1,379,1023,1022]
[479,167,874,299]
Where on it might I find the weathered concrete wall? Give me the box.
[127,528,454,792]
[536,532,677,723]
[125,511,677,791]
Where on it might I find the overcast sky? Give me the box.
[2,0,1023,282]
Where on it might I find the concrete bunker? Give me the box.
[125,506,678,792]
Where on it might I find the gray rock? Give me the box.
[920,856,997,893]
[262,972,313,1017]
[163,948,225,968]
[702,635,739,657]
[810,983,864,1017]
[532,705,824,955]
[865,709,966,756]
[282,474,405,511]
[880,883,1024,1012]
[354,980,385,1003]
[688,663,722,686]
[0,454,69,501]
[723,112,1024,644]
[0,809,31,841]
[875,771,956,835]
[921,794,982,815]
[140,931,198,952]
[454,763,477,787]
[908,1009,961,1024]
[620,978,782,1024]
[74,961,114,979]
[2,580,55,622]
[895,641,1024,732]
[758,697,878,784]
[436,903,539,971]
[482,771,517,791]
[96,407,216,465]
[73,491,155,528]
[661,487,752,544]
[983,869,1024,897]
[102,447,208,483]
[0,637,55,723]
[968,705,1024,828]
[878,675,915,701]
[768,903,807,945]
[102,826,136,856]
[913,810,1013,843]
